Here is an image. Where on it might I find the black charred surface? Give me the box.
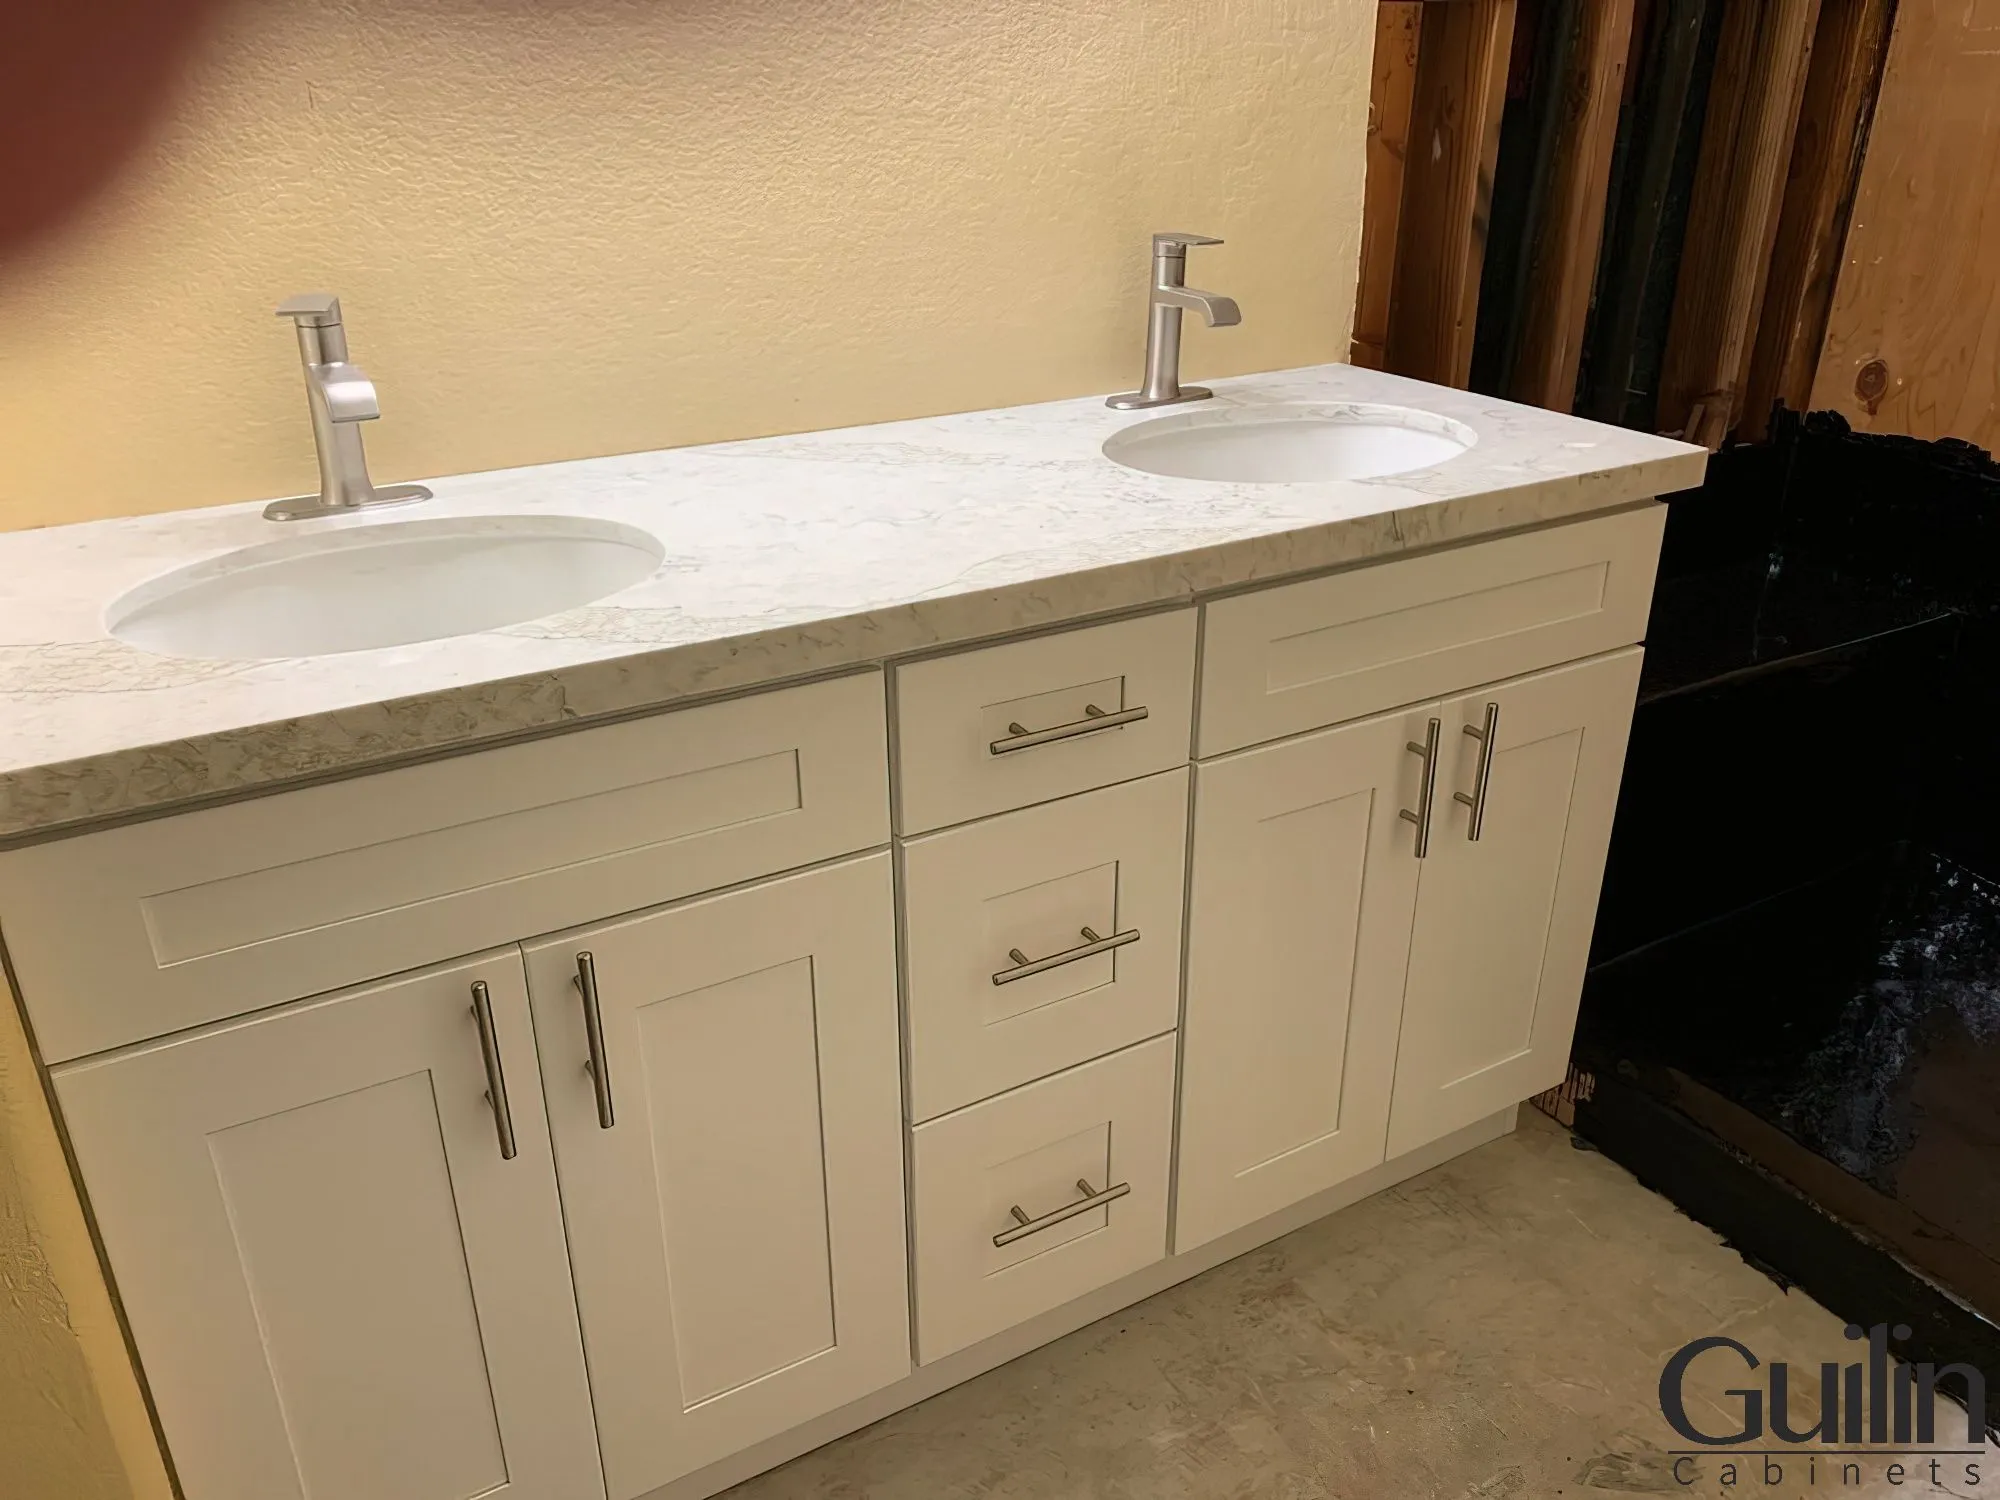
[1574,409,2000,1364]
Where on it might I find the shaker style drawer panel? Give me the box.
[901,769,1188,1121]
[1197,505,1664,756]
[908,1034,1174,1364]
[2,671,889,1062]
[893,609,1196,834]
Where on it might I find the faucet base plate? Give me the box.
[264,483,434,523]
[1106,386,1215,411]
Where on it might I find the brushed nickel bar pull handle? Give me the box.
[993,1177,1133,1247]
[991,924,1141,986]
[1453,701,1501,841]
[1399,716,1443,859]
[572,951,615,1130]
[989,702,1149,755]
[469,980,518,1161]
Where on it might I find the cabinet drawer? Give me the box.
[901,770,1188,1121]
[909,1034,1174,1363]
[893,610,1196,834]
[3,672,889,1062]
[1198,505,1664,755]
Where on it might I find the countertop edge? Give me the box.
[0,463,1694,847]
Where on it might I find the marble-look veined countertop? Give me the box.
[0,363,1705,842]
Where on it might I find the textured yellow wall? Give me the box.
[0,987,174,1500]
[0,0,1371,532]
[0,2,1369,1486]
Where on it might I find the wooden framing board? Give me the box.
[1353,3,1425,370]
[1655,0,1824,448]
[1737,0,1896,440]
[1384,0,1521,387]
[1575,0,1727,429]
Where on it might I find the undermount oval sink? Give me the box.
[107,514,665,661]
[1103,401,1476,483]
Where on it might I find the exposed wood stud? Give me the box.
[1738,0,1896,440]
[1508,0,1640,410]
[1385,0,1521,387]
[1656,0,1824,448]
[1353,3,1426,371]
[1574,0,1726,429]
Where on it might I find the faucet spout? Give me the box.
[1154,286,1242,328]
[307,361,381,424]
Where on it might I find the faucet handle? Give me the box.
[275,292,343,327]
[1153,232,1223,254]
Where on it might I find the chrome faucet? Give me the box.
[1107,233,1242,410]
[265,293,431,522]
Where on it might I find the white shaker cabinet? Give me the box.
[1386,647,1643,1155]
[1174,704,1428,1251]
[1177,647,1645,1247]
[521,852,911,1500]
[13,501,1670,1500]
[51,950,602,1500]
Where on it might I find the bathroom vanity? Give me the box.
[0,365,1704,1500]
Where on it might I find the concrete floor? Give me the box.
[726,1110,1994,1499]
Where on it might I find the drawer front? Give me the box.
[908,1034,1174,1363]
[1197,505,1665,756]
[3,672,889,1062]
[901,770,1188,1122]
[894,610,1196,834]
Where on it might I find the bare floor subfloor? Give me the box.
[725,1110,1994,1499]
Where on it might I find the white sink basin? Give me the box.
[108,514,665,660]
[1103,401,1476,483]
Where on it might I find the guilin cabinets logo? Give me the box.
[1660,1323,1990,1490]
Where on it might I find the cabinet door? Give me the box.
[1175,703,1430,1252]
[1388,648,1643,1156]
[52,951,601,1500]
[523,853,909,1500]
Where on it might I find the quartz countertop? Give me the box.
[0,363,1705,842]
